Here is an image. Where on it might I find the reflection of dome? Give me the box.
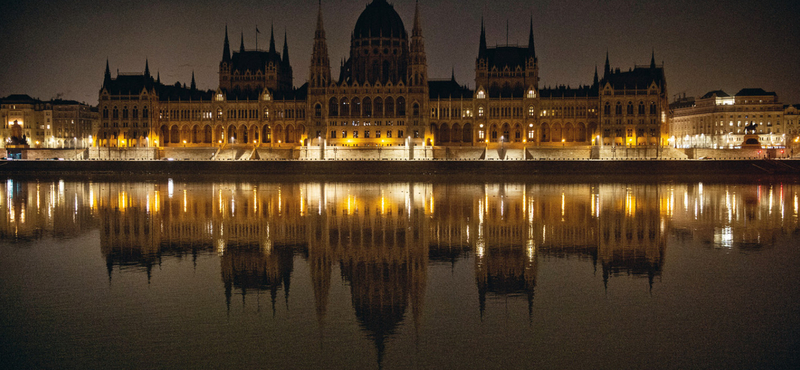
[353,0,407,39]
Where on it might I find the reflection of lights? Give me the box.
[526,240,535,262]
[168,179,174,198]
[714,227,733,249]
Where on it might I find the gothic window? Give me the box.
[143,107,148,119]
[103,107,108,119]
[638,102,645,115]
[603,102,611,115]
[626,102,633,115]
[329,97,338,117]
[650,102,657,115]
[615,102,622,115]
[385,97,394,117]
[527,90,536,98]
[412,103,420,117]
[113,107,119,119]
[374,97,383,118]
[363,98,372,117]
[478,107,485,117]
[396,97,406,116]
[528,106,535,117]
[341,98,350,117]
[314,104,322,118]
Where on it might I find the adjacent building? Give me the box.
[670,88,790,149]
[1,94,97,149]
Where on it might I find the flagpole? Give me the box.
[256,25,258,50]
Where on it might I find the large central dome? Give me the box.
[353,0,407,39]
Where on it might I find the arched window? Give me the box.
[314,104,322,118]
[396,97,406,116]
[132,106,138,119]
[217,108,223,119]
[478,107,485,117]
[603,102,611,115]
[264,108,270,120]
[363,97,372,117]
[113,106,119,119]
[351,98,361,118]
[615,102,622,115]
[340,98,349,117]
[528,105,535,117]
[527,90,536,98]
[142,106,148,119]
[382,61,391,84]
[638,101,645,115]
[103,107,109,119]
[374,97,383,118]
[329,97,338,117]
[412,102,420,117]
[385,97,394,117]
[650,102,657,115]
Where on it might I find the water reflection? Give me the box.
[2,179,799,365]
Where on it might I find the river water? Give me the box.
[1,178,798,369]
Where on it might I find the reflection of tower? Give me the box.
[220,241,295,312]
[310,182,428,367]
[597,184,666,289]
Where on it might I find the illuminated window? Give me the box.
[528,106,535,117]
[342,131,347,138]
[478,107,484,117]
[477,90,486,99]
[387,131,393,138]
[364,131,370,138]
[353,131,359,138]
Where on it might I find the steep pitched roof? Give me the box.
[230,50,283,73]
[701,90,729,99]
[0,94,39,104]
[603,66,665,90]
[734,88,776,97]
[485,46,528,70]
[428,79,473,99]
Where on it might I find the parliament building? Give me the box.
[96,0,669,158]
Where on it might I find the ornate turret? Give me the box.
[222,25,231,63]
[604,51,611,79]
[144,59,150,79]
[190,71,196,90]
[478,18,487,60]
[650,49,656,69]
[282,31,290,65]
[527,17,536,60]
[309,1,331,88]
[269,25,276,54]
[408,0,427,88]
[239,32,245,53]
[103,59,111,87]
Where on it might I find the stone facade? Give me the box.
[94,0,670,159]
[670,89,791,149]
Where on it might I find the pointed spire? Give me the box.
[451,66,455,81]
[156,71,160,84]
[412,0,422,37]
[604,51,610,79]
[144,59,150,78]
[103,59,111,86]
[222,25,231,62]
[478,17,487,59]
[239,31,245,53]
[282,30,290,64]
[527,16,536,59]
[650,49,656,69]
[269,24,276,54]
[593,65,599,86]
[310,0,331,87]
[190,71,196,90]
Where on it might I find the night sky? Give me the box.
[1,0,798,105]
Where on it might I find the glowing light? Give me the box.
[168,179,174,198]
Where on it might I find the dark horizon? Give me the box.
[1,0,799,105]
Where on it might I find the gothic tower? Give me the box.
[309,1,331,88]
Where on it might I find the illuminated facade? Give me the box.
[1,95,97,149]
[95,0,670,156]
[670,88,791,149]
